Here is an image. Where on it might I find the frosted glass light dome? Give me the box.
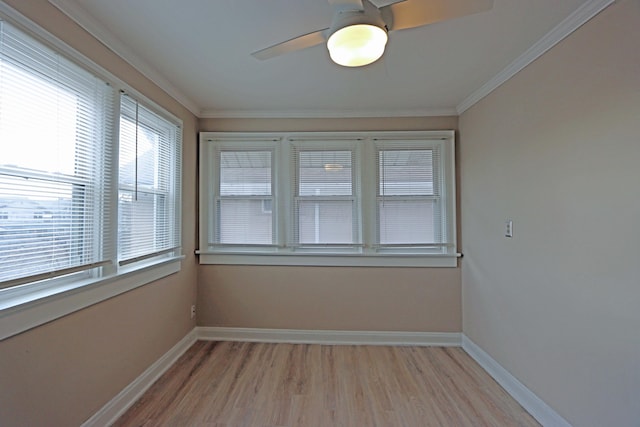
[327,24,388,67]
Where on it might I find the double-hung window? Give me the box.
[118,95,182,266]
[199,131,456,267]
[207,140,276,249]
[0,15,182,339]
[292,140,359,251]
[0,19,115,287]
[375,139,446,253]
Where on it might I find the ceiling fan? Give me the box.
[252,0,493,67]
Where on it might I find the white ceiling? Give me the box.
[49,0,608,118]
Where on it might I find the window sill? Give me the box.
[0,256,183,341]
[197,252,459,268]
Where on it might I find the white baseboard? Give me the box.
[196,326,461,347]
[461,335,572,427]
[81,329,198,427]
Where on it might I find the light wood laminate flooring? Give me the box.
[114,341,540,426]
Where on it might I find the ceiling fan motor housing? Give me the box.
[328,1,388,37]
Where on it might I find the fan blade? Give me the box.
[252,29,328,60]
[328,0,364,12]
[384,0,493,31]
[367,0,403,8]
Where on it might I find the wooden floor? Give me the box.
[114,341,539,427]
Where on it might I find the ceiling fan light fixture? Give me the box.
[327,23,388,67]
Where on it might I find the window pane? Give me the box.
[377,147,444,247]
[298,151,352,196]
[297,200,353,244]
[118,190,169,260]
[0,176,86,281]
[216,149,272,245]
[378,199,435,244]
[119,118,163,189]
[217,198,272,244]
[0,62,77,175]
[220,151,271,196]
[379,150,434,196]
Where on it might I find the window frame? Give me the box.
[373,138,449,254]
[206,137,279,251]
[290,138,361,251]
[199,131,457,268]
[117,95,182,266]
[0,5,183,340]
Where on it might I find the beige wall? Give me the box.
[199,265,460,332]
[198,116,462,332]
[459,1,640,426]
[0,1,198,426]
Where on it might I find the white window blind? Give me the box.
[293,146,358,247]
[0,20,115,288]
[214,148,274,246]
[376,142,449,250]
[118,95,181,265]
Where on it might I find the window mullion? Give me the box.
[360,138,376,253]
[353,141,363,249]
[103,91,121,276]
[280,141,293,250]
[204,141,217,250]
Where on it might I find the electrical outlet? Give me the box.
[190,304,196,319]
[505,219,513,238]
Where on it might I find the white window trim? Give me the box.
[0,3,183,340]
[198,130,457,268]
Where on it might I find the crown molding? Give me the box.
[199,107,458,119]
[456,0,616,115]
[47,0,201,117]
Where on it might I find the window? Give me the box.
[118,95,181,266]
[375,140,447,252]
[292,142,359,249]
[199,131,456,267]
[209,141,276,248]
[0,19,115,287]
[0,15,182,338]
